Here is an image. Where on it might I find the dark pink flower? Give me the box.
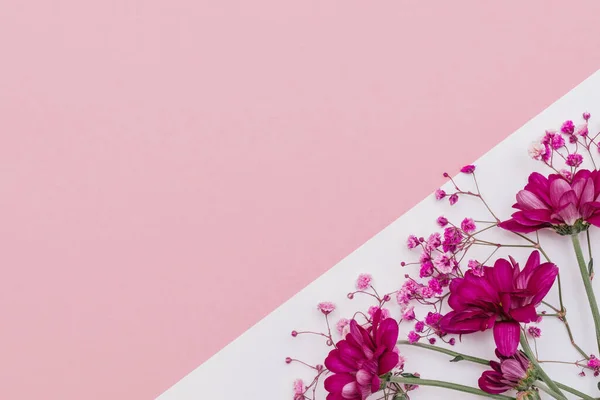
[324,310,399,400]
[499,170,600,235]
[479,350,536,394]
[439,251,557,356]
[436,216,448,227]
[584,112,591,121]
[449,194,459,205]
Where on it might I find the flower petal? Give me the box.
[478,370,511,394]
[550,179,571,208]
[510,305,538,323]
[377,351,399,375]
[493,321,520,357]
[324,373,355,393]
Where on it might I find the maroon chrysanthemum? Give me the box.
[439,251,557,356]
[499,170,600,235]
[324,309,399,400]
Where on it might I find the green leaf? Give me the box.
[449,355,464,362]
[400,373,420,379]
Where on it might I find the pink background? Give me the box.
[1,1,600,399]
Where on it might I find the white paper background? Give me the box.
[158,70,600,399]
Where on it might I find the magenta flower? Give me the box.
[499,170,600,235]
[479,350,536,394]
[439,251,557,356]
[324,309,399,400]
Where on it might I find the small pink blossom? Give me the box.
[566,153,583,167]
[528,141,547,160]
[583,112,591,121]
[395,351,406,369]
[569,134,578,143]
[336,318,350,336]
[527,326,541,338]
[460,164,476,174]
[407,331,420,344]
[293,379,304,398]
[317,301,336,315]
[429,337,437,344]
[561,120,575,134]
[368,306,390,320]
[419,286,434,298]
[406,235,420,249]
[414,321,425,332]
[428,278,443,295]
[467,259,484,277]
[588,356,600,369]
[402,306,415,321]
[426,233,442,251]
[449,338,456,346]
[433,253,454,274]
[559,169,572,180]
[435,188,446,200]
[425,312,442,326]
[461,217,476,234]
[356,273,372,290]
[419,260,434,278]
[551,134,565,149]
[436,216,449,227]
[449,193,459,205]
[577,124,589,137]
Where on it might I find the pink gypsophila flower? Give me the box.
[426,233,442,251]
[460,165,476,174]
[577,124,589,137]
[468,259,485,277]
[406,235,420,249]
[368,306,391,320]
[435,188,446,200]
[584,112,591,121]
[419,261,434,278]
[566,153,583,167]
[461,218,476,234]
[433,253,454,274]
[401,306,415,321]
[336,318,350,336]
[551,134,565,149]
[449,194,459,205]
[318,302,336,315]
[442,227,463,252]
[414,321,425,332]
[407,331,420,344]
[356,274,372,290]
[527,326,541,338]
[293,379,305,399]
[528,141,547,161]
[561,120,575,134]
[437,216,449,227]
[588,356,600,369]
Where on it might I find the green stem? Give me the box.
[389,376,514,399]
[572,234,600,355]
[520,332,567,399]
[554,380,596,400]
[396,340,489,365]
[535,381,565,400]
[398,340,591,398]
